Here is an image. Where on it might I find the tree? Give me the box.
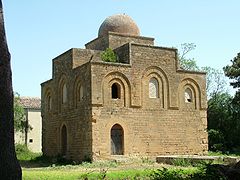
[0,1,22,179]
[179,43,227,98]
[179,43,199,71]
[207,93,232,151]
[201,66,227,98]
[14,93,32,146]
[223,53,240,103]
[14,93,26,133]
[207,92,240,152]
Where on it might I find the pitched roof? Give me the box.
[19,97,41,109]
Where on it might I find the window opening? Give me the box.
[149,77,159,98]
[62,83,67,103]
[112,83,121,99]
[185,88,192,103]
[47,95,52,111]
[79,85,83,101]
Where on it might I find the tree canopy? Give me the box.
[14,93,26,133]
[179,43,199,71]
[224,53,240,103]
[207,92,240,152]
[179,43,227,98]
[207,52,240,153]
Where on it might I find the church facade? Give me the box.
[41,14,208,161]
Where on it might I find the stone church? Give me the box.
[41,14,208,161]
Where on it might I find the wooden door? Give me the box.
[111,124,124,155]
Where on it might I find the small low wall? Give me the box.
[156,155,240,165]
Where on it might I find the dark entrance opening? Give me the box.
[61,125,67,156]
[111,83,121,99]
[111,124,124,155]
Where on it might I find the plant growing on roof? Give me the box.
[101,48,118,62]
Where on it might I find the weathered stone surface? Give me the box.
[98,14,140,37]
[41,15,208,162]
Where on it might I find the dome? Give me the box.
[98,14,140,37]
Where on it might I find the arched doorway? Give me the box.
[61,125,67,156]
[111,124,124,155]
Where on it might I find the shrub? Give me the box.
[15,144,41,161]
[101,48,118,62]
[208,129,225,152]
[141,156,154,164]
[150,168,192,180]
[172,158,192,167]
[191,163,227,180]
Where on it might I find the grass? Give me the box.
[16,146,230,179]
[20,160,226,180]
[22,167,201,180]
[80,160,118,168]
[23,170,83,180]
[171,158,192,167]
[23,165,227,180]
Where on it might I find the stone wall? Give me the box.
[42,33,208,162]
[114,43,130,64]
[92,107,207,160]
[27,109,42,152]
[108,32,154,50]
[90,48,208,159]
[85,32,154,51]
[42,51,94,160]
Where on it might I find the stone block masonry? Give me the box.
[41,14,207,162]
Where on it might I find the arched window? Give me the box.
[112,83,121,99]
[185,88,193,103]
[149,77,159,98]
[62,83,67,103]
[61,125,67,156]
[47,95,52,111]
[111,124,124,155]
[77,84,83,101]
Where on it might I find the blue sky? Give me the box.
[3,0,240,97]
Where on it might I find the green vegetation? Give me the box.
[208,151,240,157]
[22,164,229,180]
[150,167,204,180]
[179,44,240,154]
[14,92,27,132]
[101,48,118,62]
[179,43,198,71]
[80,161,118,168]
[224,52,240,104]
[15,144,41,161]
[17,146,233,179]
[150,164,229,180]
[22,169,151,180]
[207,92,240,153]
[179,43,227,98]
[17,46,240,180]
[171,158,193,167]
